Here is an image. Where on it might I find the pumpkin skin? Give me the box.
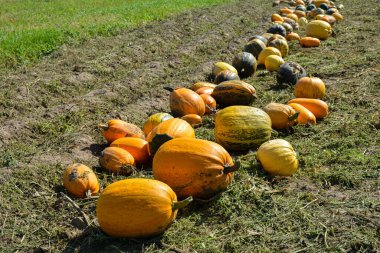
[168,87,205,117]
[277,62,307,86]
[214,70,240,84]
[143,113,173,136]
[153,138,237,200]
[111,137,149,164]
[99,147,136,174]
[63,164,99,198]
[195,86,214,95]
[288,98,328,119]
[288,103,317,125]
[271,14,284,22]
[314,0,330,7]
[305,20,332,40]
[287,13,299,22]
[248,35,268,45]
[100,119,145,144]
[211,80,257,107]
[214,106,272,151]
[263,103,299,129]
[294,10,306,18]
[191,82,217,91]
[279,8,294,15]
[267,34,287,44]
[212,62,238,77]
[294,77,326,99]
[265,55,285,72]
[300,37,321,47]
[96,178,192,238]
[320,15,336,25]
[332,12,343,21]
[298,17,308,26]
[232,52,257,78]
[268,39,289,57]
[200,94,216,114]
[281,22,294,35]
[181,114,202,127]
[283,17,299,30]
[267,24,287,37]
[256,139,299,176]
[286,32,301,41]
[258,47,282,65]
[147,118,195,155]
[244,39,266,59]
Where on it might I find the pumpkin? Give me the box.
[244,39,266,59]
[200,94,217,114]
[298,17,308,26]
[307,4,316,11]
[287,13,299,22]
[283,17,299,30]
[294,10,306,18]
[63,164,99,198]
[332,12,343,21]
[211,80,257,107]
[267,34,287,44]
[320,15,336,25]
[232,52,257,78]
[279,8,294,15]
[308,8,325,18]
[319,3,330,10]
[153,138,238,200]
[294,77,326,99]
[190,82,217,91]
[314,0,330,7]
[265,55,285,72]
[288,98,328,119]
[300,37,321,47]
[143,113,173,136]
[267,24,287,37]
[326,8,338,15]
[261,33,274,40]
[212,62,238,77]
[271,14,284,22]
[181,114,202,127]
[214,106,272,151]
[111,137,149,164]
[256,139,299,176]
[166,87,205,117]
[281,22,294,35]
[268,39,289,57]
[195,86,214,95]
[294,0,304,5]
[276,62,307,86]
[214,70,240,84]
[96,178,192,238]
[295,5,307,12]
[263,103,299,129]
[286,32,301,41]
[306,20,332,40]
[258,47,282,65]
[146,118,195,155]
[248,35,268,44]
[99,147,136,174]
[99,119,145,144]
[288,103,317,125]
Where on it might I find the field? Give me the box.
[0,0,379,252]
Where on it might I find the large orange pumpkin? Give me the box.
[294,77,326,99]
[110,137,149,164]
[99,119,145,143]
[99,147,136,175]
[63,164,99,198]
[166,87,205,117]
[153,138,238,200]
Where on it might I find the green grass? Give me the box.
[0,0,235,69]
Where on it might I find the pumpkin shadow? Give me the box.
[83,143,108,157]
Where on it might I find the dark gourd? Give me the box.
[214,70,240,84]
[244,39,266,59]
[276,62,307,86]
[267,24,287,37]
[248,35,267,45]
[232,52,257,78]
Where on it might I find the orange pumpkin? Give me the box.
[288,98,328,119]
[63,164,99,198]
[279,8,294,15]
[294,77,326,99]
[200,94,216,114]
[142,113,173,136]
[286,32,301,41]
[300,37,321,47]
[287,13,299,22]
[99,119,145,143]
[263,103,299,129]
[288,103,317,125]
[271,13,284,22]
[99,147,136,174]
[146,118,195,155]
[294,10,306,18]
[195,86,214,95]
[332,12,343,21]
[181,114,203,127]
[166,87,205,117]
[320,15,336,25]
[153,138,238,200]
[111,137,149,164]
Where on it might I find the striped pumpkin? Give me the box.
[211,80,257,107]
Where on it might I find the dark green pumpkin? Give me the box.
[307,4,316,11]
[296,5,307,12]
[232,52,257,78]
[248,35,267,45]
[214,70,240,84]
[267,24,287,37]
[244,39,266,59]
[281,22,293,35]
[276,62,307,86]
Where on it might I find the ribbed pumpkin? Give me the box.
[283,17,299,30]
[306,20,332,40]
[214,70,240,84]
[287,13,299,22]
[195,86,214,95]
[181,114,202,127]
[111,137,149,164]
[263,103,299,129]
[281,22,294,35]
[267,24,287,37]
[288,98,328,119]
[63,164,99,198]
[153,138,238,200]
[288,103,316,125]
[268,39,289,57]
[248,35,268,44]
[244,39,266,59]
[96,178,192,238]
[214,106,272,151]
[256,139,299,176]
[146,118,195,155]
[200,94,216,114]
[211,80,257,107]
[212,62,238,77]
[190,82,217,91]
[232,52,257,78]
[143,113,173,136]
[294,77,326,99]
[261,33,274,40]
[267,34,287,44]
[286,32,301,41]
[99,147,136,174]
[167,87,205,117]
[265,55,285,72]
[99,119,145,144]
[277,62,307,86]
[258,47,282,65]
[300,37,321,47]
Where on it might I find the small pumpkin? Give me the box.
[332,12,343,21]
[288,103,316,125]
[214,106,272,151]
[271,14,284,22]
[281,22,294,35]
[143,113,173,136]
[258,47,282,65]
[99,119,145,144]
[195,86,214,95]
[181,114,203,127]
[111,137,149,164]
[307,4,316,11]
[279,8,294,15]
[295,5,307,12]
[153,138,238,200]
[146,118,195,155]
[200,94,217,114]
[287,13,299,22]
[276,62,307,86]
[267,24,287,37]
[99,147,136,174]
[267,34,287,44]
[190,82,217,91]
[263,103,299,129]
[232,52,258,78]
[211,80,257,107]
[248,35,268,44]
[256,139,299,176]
[288,98,328,119]
[300,37,321,47]
[166,87,205,117]
[286,32,301,41]
[326,8,338,15]
[261,33,274,40]
[212,62,238,77]
[294,77,326,99]
[63,164,99,198]
[96,178,192,238]
[319,3,330,10]
[265,55,285,72]
[306,20,332,40]
[244,39,266,59]
[268,39,289,57]
[298,17,308,26]
[283,17,300,30]
[214,70,240,84]
[320,15,336,25]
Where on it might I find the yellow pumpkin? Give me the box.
[256,139,299,176]
[258,47,282,65]
[263,103,299,129]
[298,17,308,26]
[96,178,192,238]
[271,14,284,22]
[313,0,330,7]
[265,55,285,72]
[305,20,332,40]
[212,62,238,77]
[63,164,99,198]
[99,147,136,175]
[142,113,173,136]
[332,12,343,21]
[267,39,289,57]
[294,77,326,99]
[190,82,217,91]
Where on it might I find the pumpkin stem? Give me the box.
[223,160,240,174]
[172,196,193,210]
[98,124,108,131]
[205,104,218,114]
[85,190,92,198]
[163,86,174,92]
[288,111,300,122]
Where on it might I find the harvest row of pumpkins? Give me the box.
[62,0,341,239]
